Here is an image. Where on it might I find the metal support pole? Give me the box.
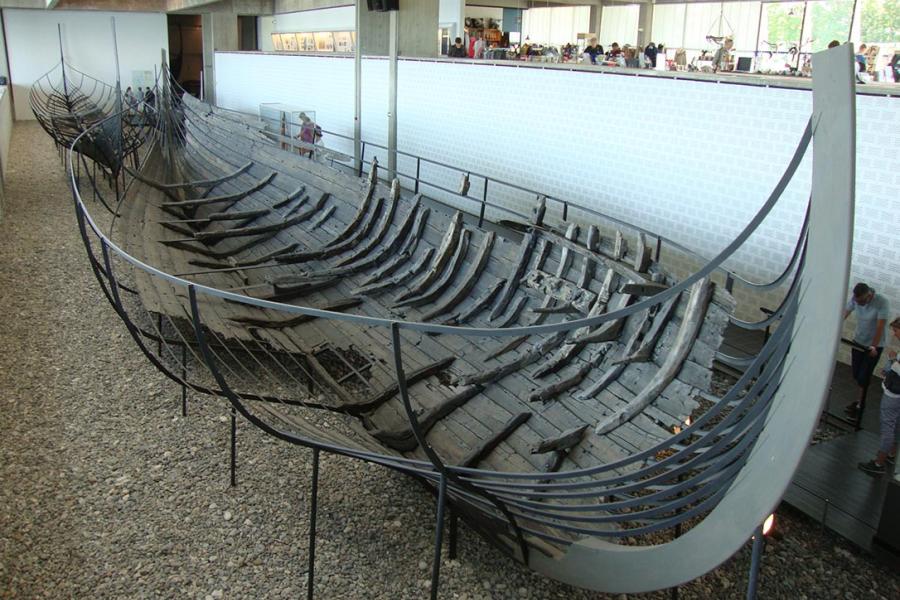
[562,201,568,222]
[430,474,448,600]
[180,342,187,417]
[415,157,421,194]
[354,0,362,173]
[746,524,765,600]
[230,407,237,487]
[848,0,859,43]
[448,509,458,560]
[387,9,399,181]
[307,448,320,600]
[358,143,366,177]
[478,179,488,227]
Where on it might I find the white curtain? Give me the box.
[722,2,762,52]
[651,4,686,48]
[522,6,592,46]
[683,3,726,50]
[599,4,640,48]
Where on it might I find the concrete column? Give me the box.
[592,1,603,40]
[201,5,240,104]
[359,0,439,57]
[637,2,653,49]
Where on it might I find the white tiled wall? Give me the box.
[215,52,900,362]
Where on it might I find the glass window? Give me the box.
[599,4,640,48]
[683,3,727,50]
[805,0,854,51]
[522,6,592,46]
[651,3,686,49]
[758,1,805,53]
[721,2,763,52]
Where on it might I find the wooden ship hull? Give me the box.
[62,47,856,594]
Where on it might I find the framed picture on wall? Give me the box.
[281,33,298,52]
[298,32,316,52]
[271,33,284,51]
[334,31,353,53]
[314,32,334,52]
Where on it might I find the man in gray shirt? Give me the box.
[843,282,890,416]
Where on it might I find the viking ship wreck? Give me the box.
[56,47,855,595]
[30,31,153,213]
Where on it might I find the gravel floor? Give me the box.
[1,122,898,600]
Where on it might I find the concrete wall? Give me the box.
[214,51,900,365]
[3,8,168,120]
[360,0,438,57]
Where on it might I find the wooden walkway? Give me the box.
[721,324,896,555]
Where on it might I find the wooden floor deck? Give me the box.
[721,325,896,556]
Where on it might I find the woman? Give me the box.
[858,317,900,475]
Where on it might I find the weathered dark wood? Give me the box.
[460,411,532,468]
[352,248,435,296]
[522,270,596,314]
[449,278,505,326]
[357,208,430,287]
[633,232,652,273]
[368,385,484,451]
[341,356,456,415]
[459,332,567,386]
[334,198,416,268]
[394,212,464,303]
[493,295,529,328]
[420,232,495,321]
[595,277,712,434]
[617,291,680,364]
[394,230,471,309]
[529,349,608,403]
[532,424,589,454]
[311,205,336,229]
[490,232,537,320]
[162,172,276,209]
[227,297,362,329]
[620,281,669,296]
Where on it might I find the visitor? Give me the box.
[858,317,900,476]
[468,32,477,58]
[583,38,602,65]
[607,42,622,59]
[144,87,155,110]
[296,112,322,157]
[644,42,658,68]
[828,40,840,49]
[473,32,486,60]
[123,86,136,112]
[448,37,467,58]
[855,43,868,72]
[712,38,734,71]
[623,46,639,68]
[843,282,889,419]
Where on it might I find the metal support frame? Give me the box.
[230,406,237,487]
[354,0,362,173]
[746,524,765,599]
[307,448,320,600]
[448,509,458,560]
[387,9,399,181]
[430,474,448,600]
[181,342,188,417]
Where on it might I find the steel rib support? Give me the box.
[746,524,765,600]
[431,474,448,600]
[390,323,530,567]
[230,407,237,487]
[308,447,320,600]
